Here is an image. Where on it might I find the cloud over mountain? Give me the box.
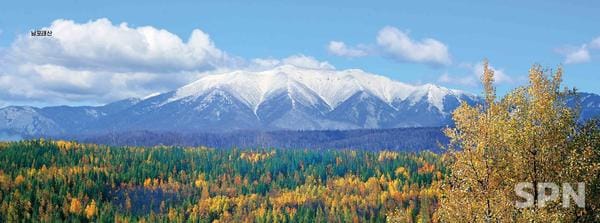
[328,26,451,66]
[557,36,600,64]
[252,55,335,70]
[437,62,513,87]
[13,18,230,72]
[327,41,369,58]
[376,26,451,66]
[0,18,236,105]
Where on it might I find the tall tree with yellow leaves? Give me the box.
[435,61,600,222]
[501,65,575,221]
[435,60,515,222]
[564,119,600,222]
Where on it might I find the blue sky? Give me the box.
[0,0,599,106]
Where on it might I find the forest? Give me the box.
[63,127,448,153]
[0,140,443,222]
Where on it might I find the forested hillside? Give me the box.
[63,127,448,152]
[0,140,443,222]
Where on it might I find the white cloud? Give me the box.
[437,72,477,86]
[0,62,203,105]
[0,18,238,106]
[564,46,591,64]
[558,36,600,64]
[437,61,512,87]
[11,18,231,72]
[281,55,335,70]
[327,41,368,57]
[251,58,282,68]
[250,55,335,70]
[376,26,451,66]
[327,26,451,66]
[590,37,600,49]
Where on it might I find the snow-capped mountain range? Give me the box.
[0,65,596,138]
[169,65,464,112]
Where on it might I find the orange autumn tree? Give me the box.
[84,200,97,219]
[69,198,82,215]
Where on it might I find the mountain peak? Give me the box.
[165,66,462,112]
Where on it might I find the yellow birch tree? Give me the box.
[435,61,600,222]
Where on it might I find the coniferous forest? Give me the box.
[0,139,443,222]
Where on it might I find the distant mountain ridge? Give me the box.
[0,65,598,139]
[70,127,449,152]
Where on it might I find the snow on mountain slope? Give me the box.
[167,65,472,112]
[407,84,470,111]
[0,106,62,135]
